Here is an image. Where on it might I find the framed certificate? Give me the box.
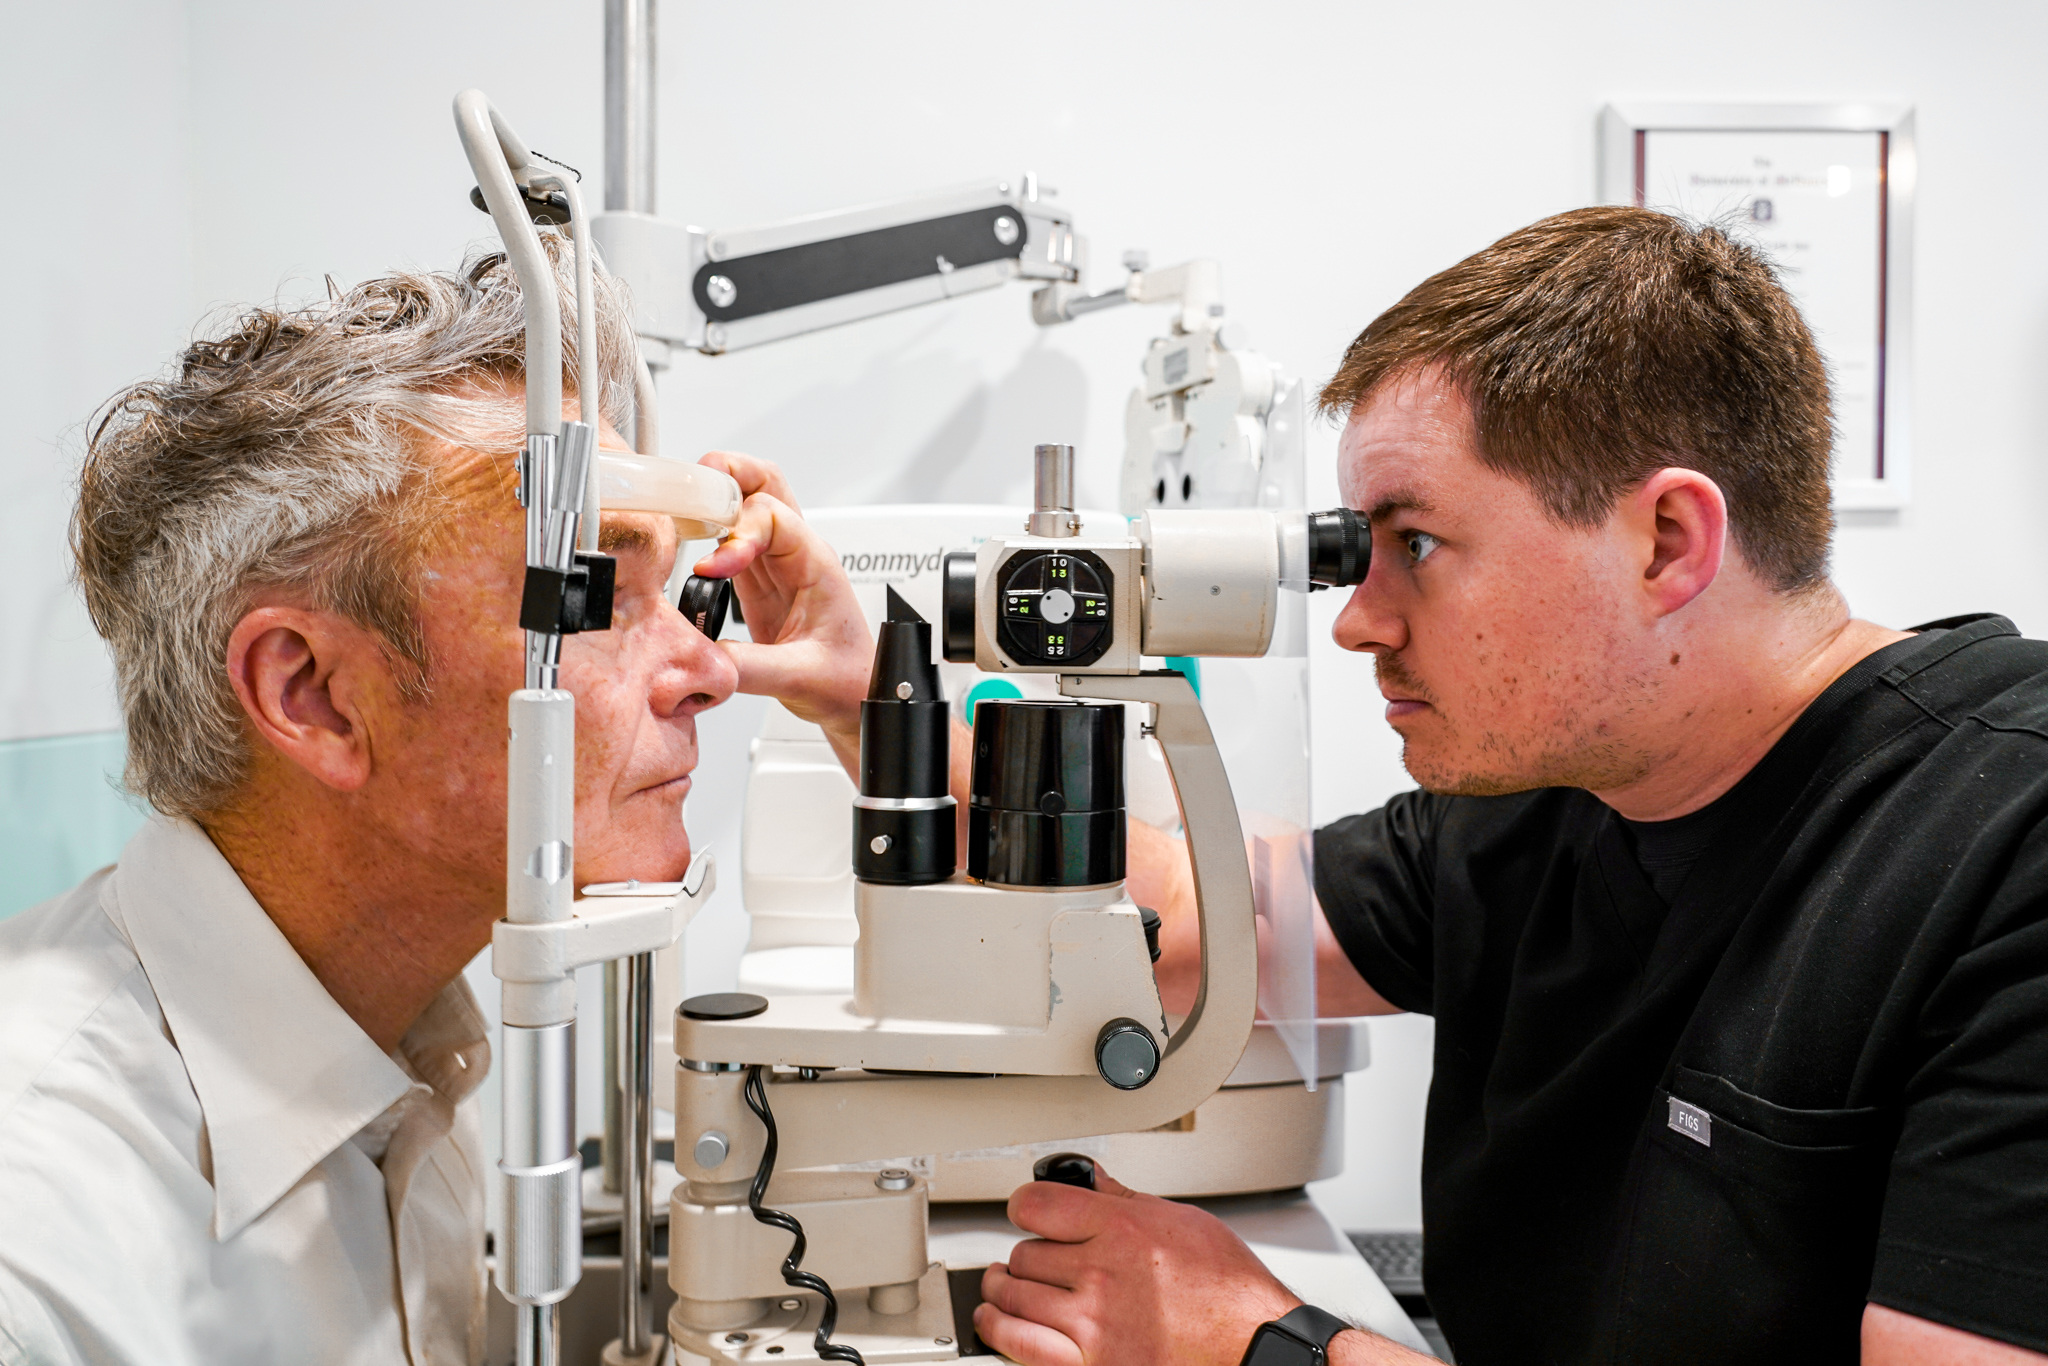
[1599,104,1916,511]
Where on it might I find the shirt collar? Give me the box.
[106,817,487,1240]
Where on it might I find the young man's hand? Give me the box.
[977,1164,1437,1365]
[690,451,870,770]
[974,1164,1300,1365]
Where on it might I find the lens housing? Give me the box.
[1307,508,1369,587]
[968,700,1124,888]
[941,550,978,663]
[677,574,733,638]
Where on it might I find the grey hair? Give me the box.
[72,236,639,819]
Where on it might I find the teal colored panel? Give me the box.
[0,731,148,921]
[961,677,1024,724]
[1163,657,1203,697]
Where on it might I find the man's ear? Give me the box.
[223,606,383,792]
[1631,468,1727,617]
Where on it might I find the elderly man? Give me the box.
[0,251,867,1364]
[973,209,2048,1365]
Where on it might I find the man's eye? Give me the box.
[1403,531,1442,564]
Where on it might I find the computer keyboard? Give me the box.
[1349,1230,1424,1296]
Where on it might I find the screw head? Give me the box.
[704,322,728,350]
[693,1129,730,1169]
[992,214,1020,246]
[780,1298,802,1311]
[936,1337,954,1347]
[706,274,738,308]
[895,680,913,700]
[870,834,892,855]
[876,1168,914,1191]
[724,1331,749,1344]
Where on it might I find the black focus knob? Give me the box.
[681,992,768,1021]
[1095,1018,1160,1090]
[1031,1152,1098,1190]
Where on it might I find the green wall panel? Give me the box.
[0,731,148,921]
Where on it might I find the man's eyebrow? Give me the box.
[598,521,658,556]
[1366,493,1437,524]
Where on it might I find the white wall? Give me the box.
[2,2,196,742]
[9,0,2048,1234]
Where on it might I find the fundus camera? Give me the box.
[940,444,1368,674]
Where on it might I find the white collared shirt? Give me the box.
[0,817,491,1365]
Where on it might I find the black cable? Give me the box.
[743,1065,868,1365]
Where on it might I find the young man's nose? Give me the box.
[1333,572,1409,655]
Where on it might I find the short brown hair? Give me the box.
[1319,206,1834,591]
[73,238,637,819]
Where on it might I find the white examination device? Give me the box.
[454,89,741,1366]
[659,446,1368,1364]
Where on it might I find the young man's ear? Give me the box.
[223,606,382,792]
[1633,468,1728,617]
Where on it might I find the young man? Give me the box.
[974,208,2048,1364]
[0,250,868,1365]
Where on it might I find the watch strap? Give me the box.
[1276,1304,1352,1352]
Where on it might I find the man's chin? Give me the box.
[1400,732,1650,798]
[1398,740,1543,799]
[581,823,694,885]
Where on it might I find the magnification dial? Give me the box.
[996,549,1114,666]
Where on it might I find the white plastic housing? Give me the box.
[1137,509,1281,658]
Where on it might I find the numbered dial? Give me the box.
[996,549,1114,667]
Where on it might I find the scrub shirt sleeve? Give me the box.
[1867,819,2048,1353]
[1313,790,1446,1015]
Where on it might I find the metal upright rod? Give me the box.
[602,961,624,1195]
[604,0,657,214]
[516,1303,559,1366]
[603,9,665,1355]
[1029,443,1079,537]
[620,951,656,1355]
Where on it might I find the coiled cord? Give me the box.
[743,1064,867,1365]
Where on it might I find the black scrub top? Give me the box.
[1314,616,2048,1364]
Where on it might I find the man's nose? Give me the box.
[1331,563,1408,656]
[652,608,740,717]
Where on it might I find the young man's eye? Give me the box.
[1403,531,1442,564]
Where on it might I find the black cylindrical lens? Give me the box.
[855,588,955,885]
[968,701,1124,887]
[1307,508,1369,587]
[678,574,733,638]
[941,550,978,663]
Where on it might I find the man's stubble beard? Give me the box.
[1377,644,1660,798]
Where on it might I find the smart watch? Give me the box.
[1239,1304,1354,1365]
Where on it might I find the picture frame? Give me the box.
[1599,103,1916,512]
